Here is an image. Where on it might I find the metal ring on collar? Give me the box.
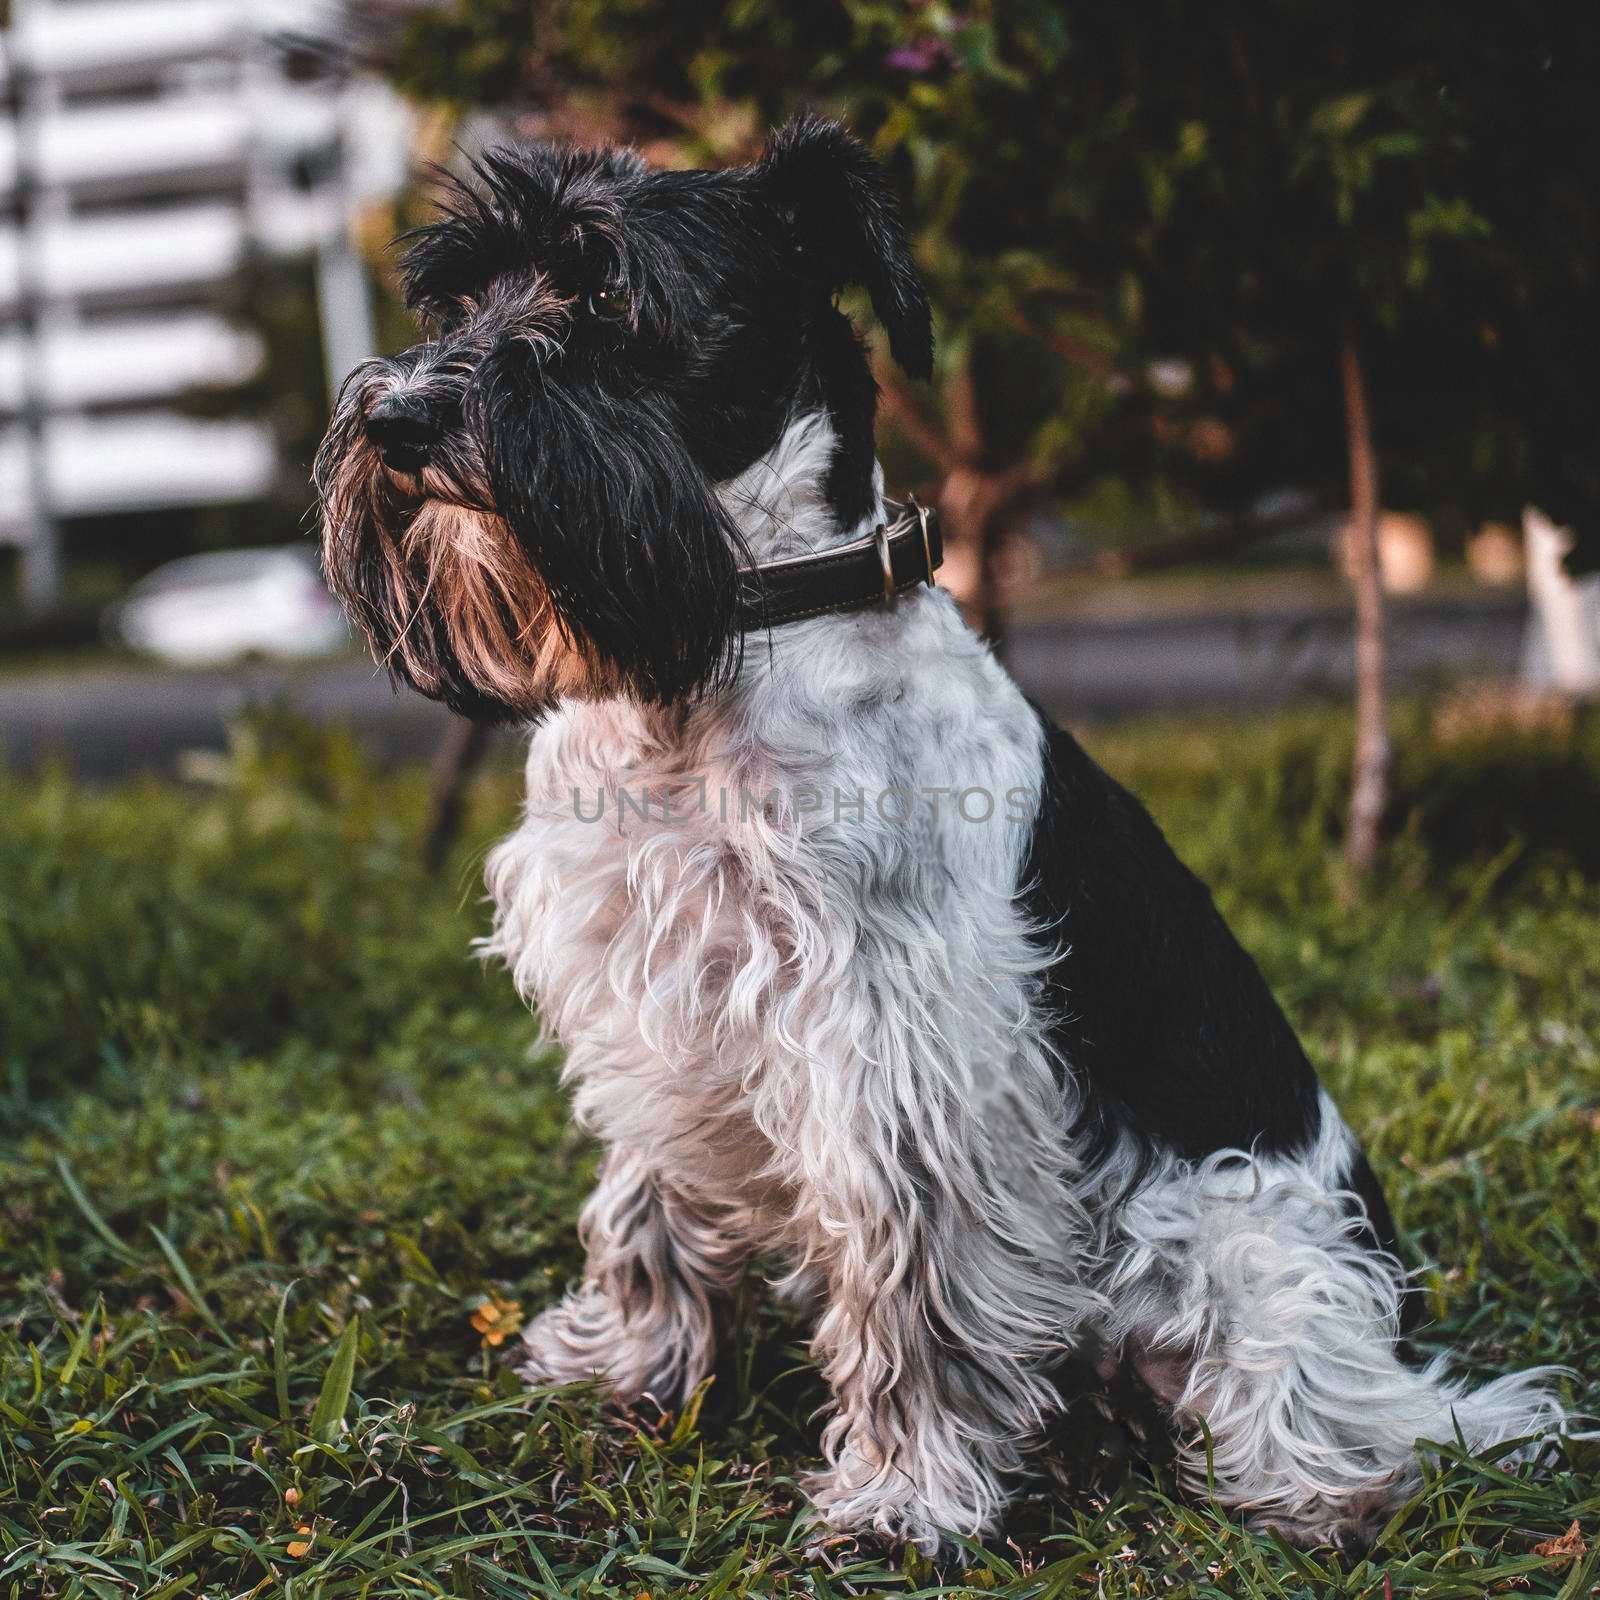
[911,495,936,587]
[873,521,895,603]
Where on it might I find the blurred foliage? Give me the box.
[3,704,1598,1592]
[375,0,1598,569]
[203,254,336,519]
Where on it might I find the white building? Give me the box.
[0,0,409,605]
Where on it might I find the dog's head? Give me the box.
[315,112,931,722]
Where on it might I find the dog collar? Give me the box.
[735,498,943,631]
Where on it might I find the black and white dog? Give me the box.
[317,114,1566,1555]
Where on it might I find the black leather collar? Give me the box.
[734,499,943,631]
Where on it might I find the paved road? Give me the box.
[1013,591,1527,721]
[0,593,1528,778]
[0,658,457,780]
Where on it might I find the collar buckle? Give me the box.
[734,491,944,632]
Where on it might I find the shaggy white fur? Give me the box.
[1099,1093,1569,1549]
[484,411,1568,1554]
[486,412,1089,1548]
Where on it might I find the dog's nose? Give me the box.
[364,394,441,472]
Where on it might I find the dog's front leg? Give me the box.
[798,1156,1067,1556]
[519,1145,749,1408]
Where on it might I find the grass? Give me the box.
[2,700,1598,1599]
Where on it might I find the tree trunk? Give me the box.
[976,494,1009,649]
[877,357,1042,649]
[938,463,1016,647]
[1339,334,1389,875]
[940,360,998,642]
[421,716,492,873]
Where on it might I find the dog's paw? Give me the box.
[1247,1485,1400,1556]
[516,1286,631,1395]
[516,1283,711,1409]
[801,1455,986,1560]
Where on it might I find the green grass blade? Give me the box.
[55,1297,101,1390]
[1557,1544,1600,1600]
[310,1315,360,1444]
[148,1225,235,1348]
[55,1158,140,1266]
[272,1280,296,1430]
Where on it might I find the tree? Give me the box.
[365,0,1599,870]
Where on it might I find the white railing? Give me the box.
[0,0,328,88]
[0,196,344,309]
[0,314,263,411]
[0,413,276,524]
[0,88,342,199]
[1,0,403,604]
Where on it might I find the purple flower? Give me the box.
[884,37,959,76]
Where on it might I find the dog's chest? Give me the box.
[484,700,794,1179]
[483,595,1053,1186]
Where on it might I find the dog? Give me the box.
[316,112,1567,1556]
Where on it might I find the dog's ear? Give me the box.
[758,110,933,381]
[482,375,744,705]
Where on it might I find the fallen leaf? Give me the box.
[469,1295,523,1348]
[1532,1520,1586,1564]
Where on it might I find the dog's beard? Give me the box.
[317,348,749,719]
[395,497,600,711]
[316,413,601,721]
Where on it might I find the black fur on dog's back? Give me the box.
[1020,714,1321,1162]
[1019,712,1415,1302]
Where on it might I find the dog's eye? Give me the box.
[586,286,628,321]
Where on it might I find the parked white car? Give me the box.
[109,545,350,666]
